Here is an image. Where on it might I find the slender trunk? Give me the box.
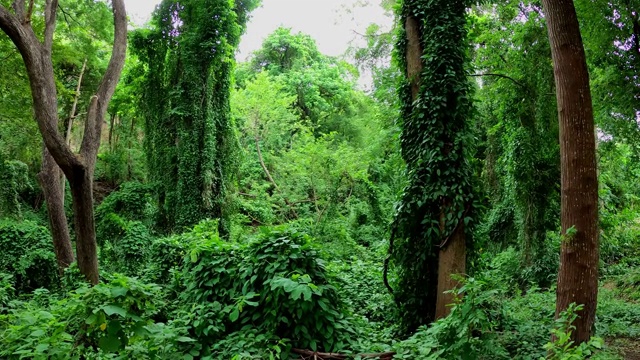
[108,113,116,150]
[68,166,99,285]
[66,58,87,147]
[38,147,74,272]
[541,0,599,344]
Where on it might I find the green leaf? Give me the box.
[110,287,128,297]
[99,334,122,352]
[86,313,98,325]
[177,336,197,343]
[229,308,240,322]
[102,305,127,317]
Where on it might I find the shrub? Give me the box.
[0,220,58,293]
[101,219,152,275]
[178,226,356,356]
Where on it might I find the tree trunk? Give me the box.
[68,166,99,284]
[38,147,74,271]
[541,0,599,344]
[435,224,465,319]
[404,14,440,322]
[405,12,467,321]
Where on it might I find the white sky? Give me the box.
[124,0,392,61]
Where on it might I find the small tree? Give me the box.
[0,0,128,284]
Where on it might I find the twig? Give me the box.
[469,72,527,88]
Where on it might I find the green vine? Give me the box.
[132,0,259,235]
[388,0,475,333]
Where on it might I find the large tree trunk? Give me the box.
[541,0,599,344]
[404,14,438,322]
[0,0,128,285]
[404,12,467,321]
[435,224,465,319]
[38,147,74,271]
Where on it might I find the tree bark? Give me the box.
[0,0,128,285]
[541,0,599,344]
[38,147,74,271]
[435,223,465,319]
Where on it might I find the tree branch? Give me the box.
[44,0,58,50]
[25,0,33,23]
[469,72,527,88]
[80,0,127,165]
[11,0,25,21]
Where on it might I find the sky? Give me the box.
[123,0,393,61]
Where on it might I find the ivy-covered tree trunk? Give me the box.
[391,0,474,332]
[541,0,599,344]
[134,0,259,235]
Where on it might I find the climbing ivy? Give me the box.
[389,0,476,333]
[132,0,260,235]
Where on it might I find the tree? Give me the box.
[0,0,128,284]
[541,0,600,344]
[133,0,260,235]
[245,28,362,140]
[389,0,475,332]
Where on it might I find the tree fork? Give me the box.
[0,0,128,284]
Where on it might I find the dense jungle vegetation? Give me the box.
[0,0,639,358]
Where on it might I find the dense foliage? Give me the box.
[0,0,639,358]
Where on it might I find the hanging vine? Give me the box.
[132,0,259,235]
[387,0,476,333]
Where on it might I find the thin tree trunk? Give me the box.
[65,58,87,146]
[68,167,99,284]
[541,0,599,344]
[38,147,74,272]
[254,136,298,219]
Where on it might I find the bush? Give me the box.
[177,225,356,356]
[0,220,58,293]
[144,219,220,285]
[101,218,152,275]
[95,181,154,245]
[0,274,169,359]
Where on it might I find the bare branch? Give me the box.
[25,0,33,23]
[65,58,88,146]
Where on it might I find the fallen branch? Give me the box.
[292,348,396,360]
